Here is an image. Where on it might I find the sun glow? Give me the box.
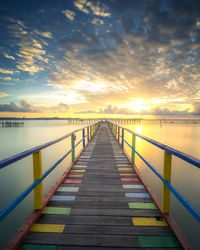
[122,99,151,112]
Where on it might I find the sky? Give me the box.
[0,0,200,118]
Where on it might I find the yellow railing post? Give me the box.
[162,151,172,213]
[33,151,43,209]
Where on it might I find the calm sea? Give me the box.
[0,119,200,249]
[122,119,200,250]
[0,120,86,248]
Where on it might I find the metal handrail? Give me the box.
[108,121,200,223]
[0,122,101,221]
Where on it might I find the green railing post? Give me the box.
[162,151,172,213]
[33,151,43,209]
[71,133,75,162]
[118,127,120,142]
[82,129,85,148]
[131,134,136,164]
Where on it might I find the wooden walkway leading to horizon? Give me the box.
[18,123,182,249]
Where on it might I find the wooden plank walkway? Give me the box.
[19,123,183,249]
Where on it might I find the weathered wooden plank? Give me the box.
[70,208,161,217]
[36,215,133,226]
[23,233,141,247]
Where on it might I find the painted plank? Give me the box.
[64,180,82,184]
[117,164,131,166]
[118,168,133,171]
[138,236,180,247]
[51,195,76,201]
[125,193,150,198]
[19,244,57,250]
[129,202,157,209]
[30,224,65,233]
[73,165,87,168]
[132,217,167,226]
[68,174,84,178]
[119,173,136,176]
[57,187,79,192]
[42,207,71,215]
[70,170,85,172]
[123,184,144,189]
[121,178,139,182]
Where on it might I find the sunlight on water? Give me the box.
[120,120,200,249]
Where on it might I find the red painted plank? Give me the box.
[68,174,84,178]
[120,178,139,182]
[64,179,82,184]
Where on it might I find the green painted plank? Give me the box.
[42,207,71,215]
[19,244,57,250]
[129,202,157,210]
[138,236,181,247]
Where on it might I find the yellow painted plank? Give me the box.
[30,223,65,233]
[70,170,86,172]
[118,168,132,171]
[132,217,167,226]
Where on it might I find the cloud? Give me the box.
[0,92,9,97]
[91,18,104,25]
[0,101,35,112]
[3,53,15,60]
[74,0,111,17]
[33,29,53,38]
[0,76,12,81]
[15,36,48,74]
[0,68,15,74]
[62,10,76,21]
[0,100,69,113]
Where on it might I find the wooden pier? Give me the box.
[67,119,98,124]
[16,123,183,249]
[1,121,24,127]
[109,119,142,124]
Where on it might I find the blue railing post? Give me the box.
[82,129,85,148]
[122,128,124,149]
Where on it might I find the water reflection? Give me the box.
[122,121,200,250]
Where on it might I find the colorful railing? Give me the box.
[0,122,101,222]
[108,121,200,222]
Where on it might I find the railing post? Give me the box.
[122,128,124,149]
[82,129,85,148]
[90,125,92,138]
[131,134,136,164]
[115,125,117,138]
[87,126,89,142]
[118,127,120,142]
[33,151,43,209]
[162,151,172,213]
[71,133,75,162]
